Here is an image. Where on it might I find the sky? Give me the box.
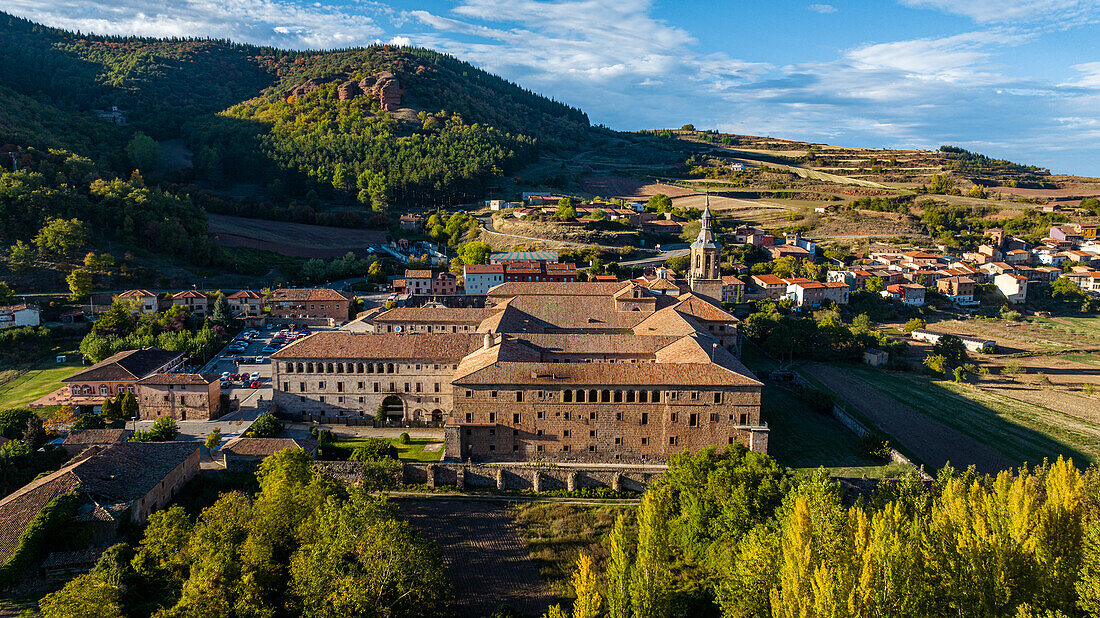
[7,0,1100,175]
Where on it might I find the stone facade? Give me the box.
[136,373,220,421]
[272,278,764,464]
[270,288,353,321]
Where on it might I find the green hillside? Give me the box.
[0,11,597,286]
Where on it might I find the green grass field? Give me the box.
[0,354,84,410]
[331,437,444,462]
[836,365,1100,466]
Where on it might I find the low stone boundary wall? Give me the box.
[312,460,664,493]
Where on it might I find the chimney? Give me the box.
[483,332,493,349]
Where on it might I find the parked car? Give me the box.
[254,356,265,363]
[249,372,260,381]
[249,380,261,388]
[221,371,230,380]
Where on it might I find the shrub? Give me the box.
[859,431,892,461]
[205,428,222,450]
[358,459,402,491]
[350,438,398,462]
[246,413,283,438]
[398,432,411,445]
[1002,360,1025,376]
[923,354,947,376]
[902,317,926,333]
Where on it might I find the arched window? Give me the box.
[296,362,304,373]
[387,363,394,374]
[306,362,314,373]
[100,385,109,395]
[337,363,344,373]
[285,363,294,373]
[327,363,334,373]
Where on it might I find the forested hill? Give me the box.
[0,12,599,280]
[0,11,595,205]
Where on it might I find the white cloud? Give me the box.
[808,4,838,13]
[389,35,412,47]
[898,0,1100,25]
[1060,61,1100,88]
[4,0,385,49]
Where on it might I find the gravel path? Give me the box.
[802,363,1015,474]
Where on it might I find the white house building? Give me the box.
[463,264,505,295]
[993,273,1028,304]
[0,304,40,329]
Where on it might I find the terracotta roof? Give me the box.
[228,290,262,299]
[0,442,198,563]
[173,290,208,299]
[118,289,156,298]
[221,437,318,457]
[453,360,761,387]
[63,429,131,446]
[0,304,38,312]
[722,275,745,286]
[487,282,631,298]
[271,332,483,360]
[671,295,738,322]
[370,307,501,324]
[63,348,184,383]
[136,373,217,386]
[405,270,433,279]
[751,274,785,286]
[271,288,353,302]
[464,264,504,274]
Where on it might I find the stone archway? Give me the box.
[380,395,404,424]
[431,409,444,424]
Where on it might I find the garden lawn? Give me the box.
[0,355,84,410]
[331,437,444,462]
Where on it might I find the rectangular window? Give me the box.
[589,445,596,452]
[434,383,440,393]
[739,413,748,424]
[537,411,544,420]
[614,437,622,445]
[465,390,472,398]
[374,383,380,393]
[537,429,544,436]
[358,381,364,389]
[564,390,573,403]
[670,436,678,446]
[639,391,648,403]
[283,382,289,391]
[318,381,325,390]
[590,411,597,420]
[711,413,719,423]
[404,383,410,393]
[489,412,496,422]
[516,391,523,402]
[491,390,498,398]
[639,412,646,424]
[337,382,343,392]
[562,445,570,452]
[562,429,570,437]
[319,396,325,403]
[590,430,596,437]
[299,382,305,392]
[465,413,472,422]
[641,437,648,446]
[713,392,722,404]
[652,391,661,403]
[537,445,544,452]
[689,413,698,427]
[513,413,520,423]
[670,412,677,423]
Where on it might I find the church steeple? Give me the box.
[690,198,720,282]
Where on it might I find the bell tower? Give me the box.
[689,197,723,304]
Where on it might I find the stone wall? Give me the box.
[312,460,663,493]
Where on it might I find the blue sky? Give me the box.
[9,0,1100,175]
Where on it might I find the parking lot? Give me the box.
[130,325,321,442]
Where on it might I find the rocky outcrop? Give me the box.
[283,77,328,99]
[287,71,404,110]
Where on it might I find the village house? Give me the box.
[767,244,811,260]
[399,214,424,232]
[61,348,185,409]
[403,270,433,295]
[721,275,745,304]
[117,290,161,315]
[463,264,505,295]
[227,290,264,320]
[218,437,319,471]
[0,303,40,329]
[785,280,826,309]
[901,250,940,267]
[1051,225,1083,245]
[269,288,353,321]
[994,273,1025,303]
[1005,249,1031,264]
[0,442,200,576]
[172,290,210,318]
[750,274,787,299]
[937,276,977,305]
[885,283,926,307]
[136,373,221,421]
[822,282,850,305]
[431,272,458,296]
